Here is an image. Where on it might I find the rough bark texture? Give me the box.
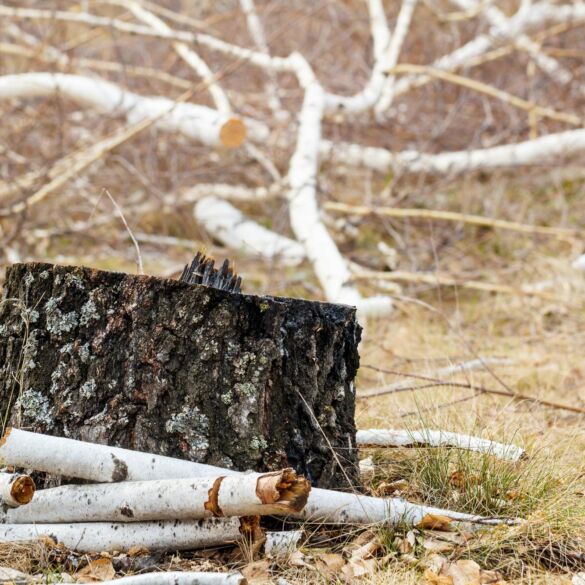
[0,262,361,489]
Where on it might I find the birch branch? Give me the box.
[97,574,245,585]
[1,470,309,523]
[0,518,242,553]
[121,0,231,113]
[356,429,525,462]
[194,196,306,266]
[368,0,391,61]
[0,429,514,526]
[0,73,250,148]
[374,0,418,115]
[180,182,285,204]
[324,201,581,239]
[239,0,284,116]
[323,0,417,115]
[321,127,585,175]
[0,472,35,507]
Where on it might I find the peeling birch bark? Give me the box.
[0,430,513,526]
[0,472,35,507]
[0,518,242,552]
[321,128,585,175]
[98,573,246,585]
[356,429,525,462]
[1,469,309,523]
[0,73,254,148]
[194,196,306,266]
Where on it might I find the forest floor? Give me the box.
[2,169,585,584]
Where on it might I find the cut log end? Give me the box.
[220,118,247,148]
[10,475,35,505]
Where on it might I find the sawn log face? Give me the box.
[0,263,361,488]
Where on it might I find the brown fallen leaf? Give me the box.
[342,557,379,581]
[315,552,346,578]
[422,538,456,553]
[75,558,116,583]
[127,545,150,557]
[443,559,481,585]
[241,559,272,585]
[425,568,454,585]
[417,514,454,531]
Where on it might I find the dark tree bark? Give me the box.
[0,262,361,489]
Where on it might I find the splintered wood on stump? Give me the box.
[0,262,361,489]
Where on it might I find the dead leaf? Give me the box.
[375,479,409,495]
[315,553,346,578]
[422,538,456,553]
[425,569,454,585]
[241,559,271,585]
[417,514,454,531]
[288,550,312,568]
[342,557,378,581]
[75,558,115,583]
[443,559,481,585]
[127,546,150,557]
[481,569,507,584]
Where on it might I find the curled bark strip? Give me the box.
[204,476,225,518]
[255,468,310,513]
[0,472,35,506]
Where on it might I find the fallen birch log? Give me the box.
[0,73,253,148]
[1,469,309,523]
[356,430,525,462]
[97,573,245,585]
[0,472,35,507]
[194,196,306,266]
[0,518,242,553]
[0,429,513,526]
[321,127,585,175]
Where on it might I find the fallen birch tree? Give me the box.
[0,469,310,523]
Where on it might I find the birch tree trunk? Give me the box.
[0,262,361,489]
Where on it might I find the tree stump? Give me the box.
[0,263,361,489]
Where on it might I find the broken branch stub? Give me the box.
[0,472,35,507]
[0,262,361,489]
[0,469,310,523]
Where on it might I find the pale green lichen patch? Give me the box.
[166,405,210,460]
[250,435,268,451]
[80,299,100,325]
[15,388,52,427]
[80,378,96,399]
[45,297,78,335]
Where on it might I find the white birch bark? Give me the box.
[265,530,302,558]
[194,196,306,266]
[239,0,284,117]
[369,0,391,61]
[181,182,285,203]
[356,429,525,462]
[99,573,245,585]
[374,0,418,116]
[1,470,309,523]
[0,518,242,552]
[321,128,585,175]
[0,73,253,148]
[0,429,510,526]
[0,472,35,507]
[122,0,231,113]
[323,0,417,115]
